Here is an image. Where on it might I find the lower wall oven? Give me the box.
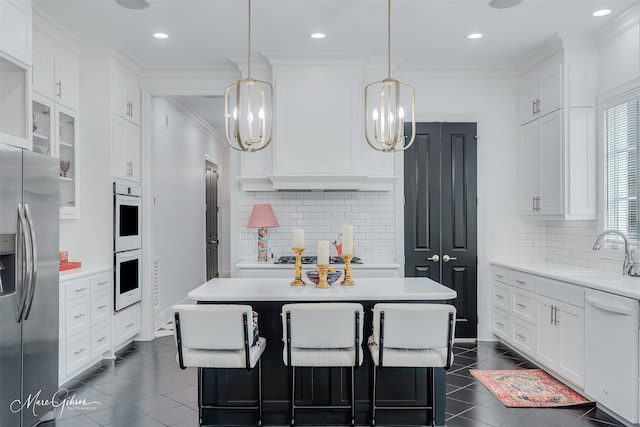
[115,249,142,311]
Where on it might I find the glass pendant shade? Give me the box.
[364,77,415,152]
[225,77,274,152]
[364,0,416,153]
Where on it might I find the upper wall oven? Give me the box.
[114,182,141,253]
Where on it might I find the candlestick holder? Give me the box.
[341,255,356,286]
[316,264,330,289]
[290,248,306,286]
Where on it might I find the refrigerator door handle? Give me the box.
[16,204,32,322]
[23,204,38,320]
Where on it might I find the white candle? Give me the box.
[342,225,353,256]
[318,241,330,265]
[292,229,304,249]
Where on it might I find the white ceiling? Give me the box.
[33,0,639,131]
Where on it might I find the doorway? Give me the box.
[205,160,219,279]
[404,122,478,338]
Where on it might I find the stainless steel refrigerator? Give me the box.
[0,142,59,426]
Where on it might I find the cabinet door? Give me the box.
[537,62,562,117]
[0,0,32,66]
[32,45,54,99]
[56,104,79,218]
[113,116,141,182]
[114,71,140,125]
[32,95,54,156]
[556,302,584,387]
[519,120,539,215]
[518,79,538,126]
[54,54,79,111]
[537,110,563,216]
[535,295,557,369]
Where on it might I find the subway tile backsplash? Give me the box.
[239,191,398,263]
[520,220,631,273]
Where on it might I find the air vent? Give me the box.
[153,257,160,309]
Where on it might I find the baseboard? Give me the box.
[154,296,193,331]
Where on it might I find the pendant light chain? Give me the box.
[387,0,391,80]
[247,0,251,79]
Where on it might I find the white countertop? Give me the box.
[492,259,640,300]
[188,277,456,302]
[237,262,402,269]
[59,265,111,281]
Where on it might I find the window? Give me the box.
[604,96,640,241]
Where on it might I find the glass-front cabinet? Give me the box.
[32,95,52,155]
[56,105,78,218]
[0,55,30,150]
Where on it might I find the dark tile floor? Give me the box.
[41,338,625,427]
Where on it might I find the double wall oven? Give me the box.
[114,182,142,311]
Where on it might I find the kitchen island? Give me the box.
[188,277,457,427]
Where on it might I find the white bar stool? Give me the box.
[173,304,266,426]
[282,302,364,427]
[368,303,456,427]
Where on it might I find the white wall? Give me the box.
[150,97,229,327]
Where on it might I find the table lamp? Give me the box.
[247,204,279,263]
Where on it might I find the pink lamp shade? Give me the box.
[247,204,279,228]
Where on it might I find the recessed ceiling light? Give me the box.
[592,9,612,17]
[310,33,326,39]
[153,33,169,39]
[116,0,149,10]
[488,0,522,9]
[467,33,484,40]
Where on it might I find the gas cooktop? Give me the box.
[274,256,363,264]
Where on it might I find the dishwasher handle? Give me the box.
[586,296,634,316]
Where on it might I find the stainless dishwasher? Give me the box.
[585,289,639,424]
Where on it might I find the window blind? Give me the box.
[604,98,640,241]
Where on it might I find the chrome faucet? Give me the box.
[592,230,638,276]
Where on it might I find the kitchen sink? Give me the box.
[554,270,627,286]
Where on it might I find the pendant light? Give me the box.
[364,0,416,152]
[224,0,274,152]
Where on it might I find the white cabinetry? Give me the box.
[518,41,597,220]
[111,64,140,182]
[31,28,80,218]
[113,303,141,350]
[113,66,140,125]
[113,116,140,181]
[535,278,585,388]
[0,0,32,67]
[59,269,113,384]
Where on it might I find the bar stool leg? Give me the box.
[351,366,355,427]
[198,367,203,425]
[430,367,435,427]
[290,366,296,427]
[258,359,263,427]
[371,366,377,427]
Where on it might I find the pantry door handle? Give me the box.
[426,255,439,262]
[442,255,457,262]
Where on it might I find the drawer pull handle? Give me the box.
[516,303,526,308]
[74,348,85,355]
[73,313,86,319]
[515,333,526,339]
[515,280,525,285]
[97,281,108,286]
[97,304,108,309]
[496,295,504,299]
[75,287,87,292]
[97,336,107,342]
[496,322,504,327]
[495,274,504,279]
[126,322,135,328]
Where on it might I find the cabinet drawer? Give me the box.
[493,308,512,343]
[512,318,536,356]
[114,304,141,346]
[66,296,90,336]
[91,320,112,359]
[493,282,511,312]
[66,330,90,374]
[512,271,536,292]
[91,271,112,293]
[512,289,536,324]
[91,289,111,324]
[491,265,512,284]
[65,278,90,301]
[537,277,584,308]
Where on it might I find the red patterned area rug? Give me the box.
[470,369,594,408]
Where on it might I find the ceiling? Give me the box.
[33,0,638,132]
